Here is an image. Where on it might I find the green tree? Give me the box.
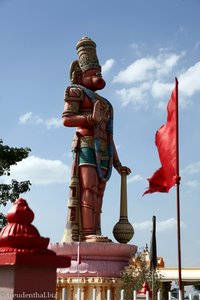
[193,282,200,298]
[0,139,31,229]
[121,249,162,300]
[193,283,200,292]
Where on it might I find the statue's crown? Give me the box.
[76,36,101,73]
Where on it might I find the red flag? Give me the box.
[143,79,178,195]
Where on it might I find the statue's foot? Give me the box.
[83,234,112,243]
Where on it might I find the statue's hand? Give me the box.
[113,160,131,175]
[119,166,131,175]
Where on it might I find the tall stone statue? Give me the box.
[62,36,131,242]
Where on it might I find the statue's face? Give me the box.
[80,68,106,91]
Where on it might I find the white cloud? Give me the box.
[113,52,183,85]
[19,112,32,124]
[181,162,200,189]
[156,218,186,232]
[186,180,199,188]
[179,61,200,97]
[151,60,200,109]
[1,155,70,185]
[156,52,184,77]
[116,82,150,108]
[130,43,140,50]
[134,220,151,231]
[151,81,174,99]
[19,112,42,124]
[130,42,144,57]
[112,51,186,109]
[19,112,62,129]
[127,174,143,184]
[102,59,115,74]
[45,118,62,129]
[195,41,200,49]
[134,218,186,233]
[181,161,200,175]
[151,80,190,109]
[113,57,157,84]
[150,61,200,109]
[111,49,200,111]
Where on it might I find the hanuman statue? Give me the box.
[62,36,131,242]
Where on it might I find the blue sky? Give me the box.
[1,0,200,268]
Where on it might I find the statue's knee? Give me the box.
[81,184,98,195]
[81,184,98,207]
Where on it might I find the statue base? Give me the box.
[49,241,137,278]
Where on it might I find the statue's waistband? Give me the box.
[72,135,108,152]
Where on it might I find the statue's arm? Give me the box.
[113,141,131,175]
[113,142,121,168]
[62,86,94,128]
[62,107,89,127]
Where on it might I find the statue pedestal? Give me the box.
[49,241,137,278]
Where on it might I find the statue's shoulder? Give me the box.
[64,85,84,102]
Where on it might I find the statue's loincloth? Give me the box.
[72,135,109,170]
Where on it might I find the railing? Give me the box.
[56,277,121,300]
[56,280,197,300]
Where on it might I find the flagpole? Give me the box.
[175,77,182,297]
[77,238,81,300]
[152,269,154,300]
[150,216,157,300]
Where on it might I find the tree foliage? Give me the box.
[0,139,31,228]
[193,283,200,292]
[121,249,162,300]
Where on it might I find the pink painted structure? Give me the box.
[0,198,71,300]
[49,242,137,278]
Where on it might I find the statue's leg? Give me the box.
[95,172,106,235]
[79,165,99,237]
